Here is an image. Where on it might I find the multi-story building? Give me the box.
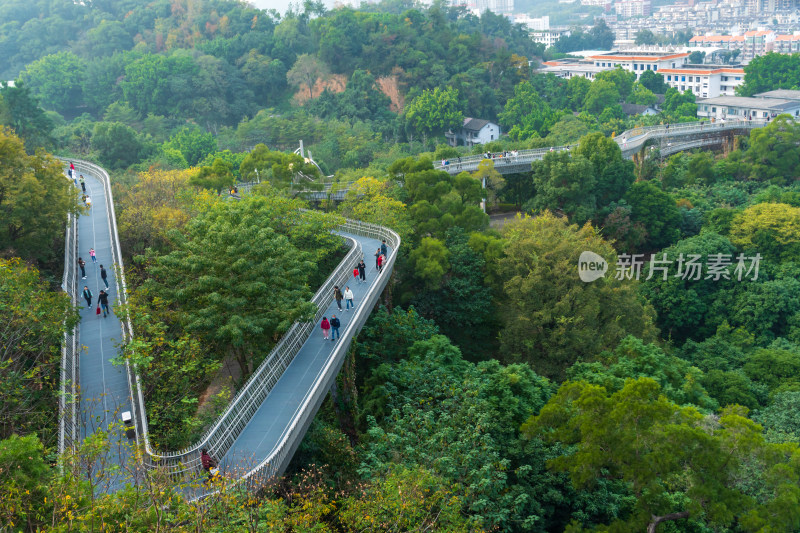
[532,28,572,47]
[772,33,800,53]
[615,0,652,17]
[689,31,777,60]
[447,0,514,14]
[696,95,800,119]
[511,14,550,31]
[540,60,609,80]
[658,64,745,98]
[587,50,690,77]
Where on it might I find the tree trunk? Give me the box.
[647,511,690,533]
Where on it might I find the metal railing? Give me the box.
[58,158,401,485]
[58,172,79,456]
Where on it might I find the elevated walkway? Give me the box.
[59,160,400,496]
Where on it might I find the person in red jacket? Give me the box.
[201,449,217,483]
[377,253,384,273]
[321,317,331,339]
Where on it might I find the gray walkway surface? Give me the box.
[75,171,132,490]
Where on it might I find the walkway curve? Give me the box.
[58,158,400,493]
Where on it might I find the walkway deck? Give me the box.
[74,171,132,490]
[66,161,396,493]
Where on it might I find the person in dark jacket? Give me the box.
[82,286,92,307]
[381,239,388,258]
[330,315,341,341]
[333,285,343,311]
[358,259,366,282]
[99,264,109,289]
[374,248,382,269]
[98,290,111,317]
[78,257,86,279]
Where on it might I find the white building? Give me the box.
[447,0,514,14]
[615,0,651,17]
[532,28,572,47]
[446,118,501,147]
[587,50,690,77]
[659,64,745,99]
[512,14,550,30]
[540,60,608,79]
[696,95,800,119]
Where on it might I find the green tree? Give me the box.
[408,237,450,290]
[738,52,800,96]
[628,82,658,106]
[286,53,329,100]
[662,87,697,118]
[19,51,86,114]
[635,29,657,45]
[582,79,621,115]
[624,181,681,250]
[0,258,78,445]
[190,158,235,192]
[499,80,559,140]
[528,151,596,223]
[574,132,635,207]
[0,435,52,531]
[92,121,152,169]
[595,67,636,100]
[744,115,800,185]
[404,87,463,141]
[0,82,54,151]
[729,202,800,263]
[0,130,80,262]
[144,194,342,377]
[524,378,800,532]
[639,69,668,93]
[163,126,217,167]
[498,213,657,379]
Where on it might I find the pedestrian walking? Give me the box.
[78,257,86,279]
[201,449,218,484]
[353,266,360,284]
[374,248,381,269]
[381,239,388,258]
[79,174,86,193]
[85,196,92,209]
[69,161,75,182]
[100,264,109,289]
[82,286,92,307]
[89,248,96,263]
[333,285,343,311]
[321,317,331,339]
[344,286,354,310]
[377,253,384,273]
[98,290,110,317]
[330,315,341,341]
[358,260,366,282]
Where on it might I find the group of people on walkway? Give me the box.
[323,239,391,340]
[79,247,114,318]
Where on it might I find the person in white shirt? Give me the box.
[344,286,355,311]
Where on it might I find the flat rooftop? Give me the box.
[753,90,800,101]
[697,96,800,110]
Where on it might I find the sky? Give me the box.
[249,0,337,16]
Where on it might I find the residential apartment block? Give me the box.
[615,0,652,17]
[658,64,745,98]
[689,31,782,60]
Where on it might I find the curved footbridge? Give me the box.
[432,118,767,175]
[59,159,399,495]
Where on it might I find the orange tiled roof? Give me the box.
[589,53,689,61]
[659,67,745,75]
